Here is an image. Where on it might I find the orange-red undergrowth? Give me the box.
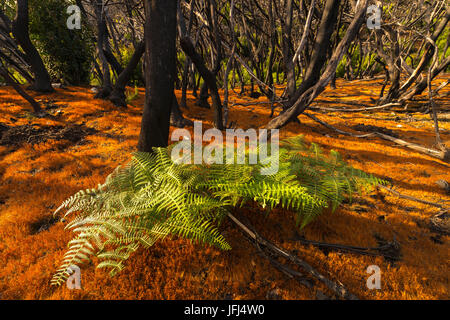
[0,77,448,300]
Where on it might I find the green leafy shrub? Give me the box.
[436,27,450,72]
[29,0,94,85]
[51,135,385,286]
[336,46,381,79]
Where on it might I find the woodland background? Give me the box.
[0,0,448,300]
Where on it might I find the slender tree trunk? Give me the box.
[223,0,236,128]
[92,0,113,99]
[181,37,224,130]
[267,0,368,129]
[0,61,41,113]
[375,27,401,104]
[137,0,177,151]
[109,41,145,107]
[282,0,296,98]
[12,0,53,92]
[197,82,210,108]
[400,56,450,102]
[178,0,196,109]
[283,0,340,108]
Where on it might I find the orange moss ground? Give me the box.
[0,77,448,300]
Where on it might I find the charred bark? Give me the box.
[181,37,224,130]
[283,0,340,108]
[137,0,177,151]
[12,0,53,92]
[266,0,368,129]
[108,41,145,107]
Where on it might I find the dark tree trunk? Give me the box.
[103,48,124,76]
[197,82,211,108]
[92,0,113,99]
[178,0,194,109]
[282,0,296,98]
[195,55,222,109]
[400,56,450,102]
[12,0,53,92]
[181,37,224,130]
[180,59,191,109]
[0,61,42,113]
[193,0,223,110]
[284,0,340,107]
[137,0,177,152]
[267,0,368,129]
[108,41,145,107]
[171,94,193,128]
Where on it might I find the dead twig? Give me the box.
[227,212,358,300]
[256,244,314,289]
[310,102,402,113]
[432,81,448,96]
[230,100,288,108]
[378,184,448,209]
[294,235,401,262]
[303,112,450,162]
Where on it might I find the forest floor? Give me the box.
[0,76,449,300]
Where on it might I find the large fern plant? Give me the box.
[51,135,385,286]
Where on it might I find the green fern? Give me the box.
[51,135,385,286]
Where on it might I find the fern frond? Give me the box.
[52,136,385,286]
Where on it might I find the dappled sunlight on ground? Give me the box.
[0,76,448,299]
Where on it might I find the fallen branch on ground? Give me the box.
[0,61,43,115]
[303,112,450,162]
[227,212,358,300]
[432,81,448,96]
[378,185,447,209]
[230,100,288,108]
[256,243,314,289]
[310,102,402,113]
[294,235,401,261]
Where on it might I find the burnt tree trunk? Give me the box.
[267,0,368,129]
[181,37,224,130]
[0,61,42,113]
[284,0,340,108]
[108,41,145,107]
[137,0,177,151]
[282,0,296,98]
[92,0,113,99]
[12,0,53,92]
